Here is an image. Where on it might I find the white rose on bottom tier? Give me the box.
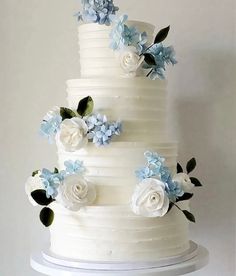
[173,173,194,193]
[58,117,88,152]
[131,178,169,218]
[25,173,44,206]
[119,46,144,77]
[57,174,96,211]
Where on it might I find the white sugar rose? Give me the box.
[131,178,169,218]
[25,173,44,206]
[57,174,96,211]
[173,173,194,193]
[59,117,88,152]
[119,46,144,77]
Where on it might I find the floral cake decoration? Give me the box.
[40,96,122,150]
[76,0,177,79]
[132,151,203,222]
[25,160,96,227]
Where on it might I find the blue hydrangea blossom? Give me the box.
[77,0,119,26]
[135,151,184,202]
[144,43,177,80]
[64,160,86,175]
[86,114,122,146]
[39,115,62,143]
[40,169,64,199]
[110,15,148,53]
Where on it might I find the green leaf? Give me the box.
[54,168,59,174]
[77,96,94,117]
[182,210,196,223]
[31,190,55,206]
[176,193,193,202]
[154,25,170,44]
[32,170,40,177]
[60,107,77,121]
[167,202,174,213]
[186,158,197,174]
[143,53,156,66]
[40,207,54,227]
[190,177,202,187]
[177,163,183,173]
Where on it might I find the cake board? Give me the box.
[30,241,209,276]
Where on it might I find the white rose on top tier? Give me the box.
[25,173,44,206]
[58,117,88,152]
[173,173,194,193]
[57,174,96,211]
[119,46,144,77]
[131,178,169,218]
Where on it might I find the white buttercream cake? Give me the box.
[26,0,203,267]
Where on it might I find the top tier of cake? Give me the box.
[78,21,155,78]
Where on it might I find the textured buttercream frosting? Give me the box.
[50,202,190,262]
[50,19,190,263]
[78,21,155,78]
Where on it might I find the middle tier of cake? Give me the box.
[57,142,177,205]
[66,77,168,143]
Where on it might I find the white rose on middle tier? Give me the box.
[57,174,96,211]
[172,173,194,193]
[58,117,88,152]
[119,46,144,77]
[131,178,170,218]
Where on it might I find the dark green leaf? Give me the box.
[177,163,183,173]
[77,96,94,117]
[32,170,40,177]
[182,210,196,223]
[154,25,170,44]
[186,158,197,174]
[143,53,156,66]
[190,177,202,187]
[176,193,193,202]
[54,168,59,174]
[31,190,55,206]
[40,207,54,227]
[60,107,77,121]
[167,202,174,213]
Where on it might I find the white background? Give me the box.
[0,0,235,275]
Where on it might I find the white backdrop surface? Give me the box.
[0,0,235,275]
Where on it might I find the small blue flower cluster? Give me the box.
[110,15,147,53]
[77,0,119,26]
[136,151,184,201]
[40,169,64,199]
[40,160,86,199]
[40,115,62,143]
[144,44,177,80]
[86,114,122,146]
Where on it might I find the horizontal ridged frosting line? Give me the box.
[49,203,190,262]
[78,21,155,78]
[66,78,168,142]
[57,141,178,205]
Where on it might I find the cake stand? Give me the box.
[31,241,209,276]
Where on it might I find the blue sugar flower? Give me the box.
[85,113,107,130]
[135,166,156,181]
[137,32,148,53]
[109,121,122,136]
[78,0,119,25]
[144,151,165,166]
[165,180,184,202]
[40,169,64,199]
[64,160,86,175]
[144,43,177,80]
[87,120,122,146]
[40,115,62,143]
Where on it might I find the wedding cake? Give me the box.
[26,0,203,265]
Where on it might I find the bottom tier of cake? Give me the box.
[49,202,190,262]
